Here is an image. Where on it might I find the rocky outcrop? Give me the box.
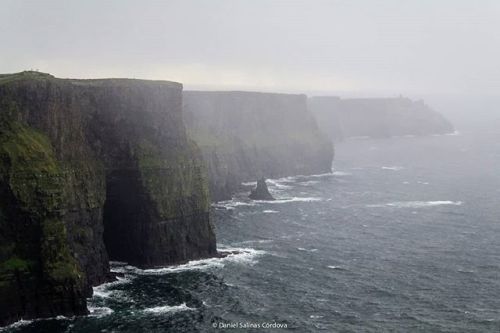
[0,71,216,326]
[249,178,274,200]
[309,96,454,141]
[183,91,334,201]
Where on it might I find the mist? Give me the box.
[1,2,500,332]
[1,0,499,97]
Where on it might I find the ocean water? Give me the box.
[4,120,500,332]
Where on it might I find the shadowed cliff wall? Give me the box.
[0,72,216,326]
[184,91,334,201]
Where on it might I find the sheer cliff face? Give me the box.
[309,96,454,141]
[183,91,334,201]
[0,72,216,326]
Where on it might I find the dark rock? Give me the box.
[0,72,216,326]
[249,178,275,200]
[183,91,334,201]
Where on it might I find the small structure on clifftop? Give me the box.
[249,178,275,200]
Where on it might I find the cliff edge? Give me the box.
[309,96,454,141]
[0,71,216,326]
[183,91,334,201]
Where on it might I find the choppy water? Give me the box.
[4,121,500,332]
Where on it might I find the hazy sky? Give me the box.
[1,0,499,95]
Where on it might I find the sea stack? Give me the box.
[249,178,275,200]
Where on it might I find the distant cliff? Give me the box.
[309,96,454,141]
[0,72,216,326]
[184,91,334,201]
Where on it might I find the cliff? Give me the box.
[309,96,454,141]
[0,71,216,326]
[183,91,333,201]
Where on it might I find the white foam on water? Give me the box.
[306,172,334,178]
[92,288,113,299]
[257,197,322,204]
[88,306,114,318]
[0,319,33,331]
[116,246,266,276]
[332,171,351,176]
[143,303,195,314]
[297,180,320,185]
[0,312,76,331]
[310,315,324,319]
[367,201,463,208]
[212,199,257,210]
[267,179,293,189]
[241,181,257,186]
[327,265,342,270]
[381,166,404,171]
[262,210,279,213]
[235,239,274,245]
[298,248,318,252]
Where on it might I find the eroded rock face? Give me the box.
[183,91,334,201]
[309,96,454,141]
[0,72,216,326]
[249,178,274,201]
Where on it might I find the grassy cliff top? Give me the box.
[0,71,182,89]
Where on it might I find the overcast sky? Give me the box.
[1,0,499,96]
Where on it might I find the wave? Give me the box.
[143,303,195,314]
[367,201,463,208]
[381,166,404,171]
[91,275,133,300]
[310,315,324,319]
[234,239,274,245]
[0,319,33,331]
[297,248,318,252]
[262,210,279,213]
[111,246,266,276]
[88,306,114,318]
[0,313,74,330]
[257,197,322,204]
[212,200,257,210]
[297,180,320,186]
[266,179,293,190]
[332,171,351,176]
[327,265,346,270]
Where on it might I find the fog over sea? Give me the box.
[4,107,500,332]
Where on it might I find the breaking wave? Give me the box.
[88,306,114,318]
[256,197,322,204]
[110,246,266,276]
[367,201,463,208]
[0,319,33,331]
[143,303,195,314]
[381,166,404,171]
[332,171,351,176]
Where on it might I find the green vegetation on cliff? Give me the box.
[0,109,83,286]
[135,138,210,218]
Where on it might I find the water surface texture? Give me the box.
[4,124,500,332]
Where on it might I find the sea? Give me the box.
[3,109,500,332]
